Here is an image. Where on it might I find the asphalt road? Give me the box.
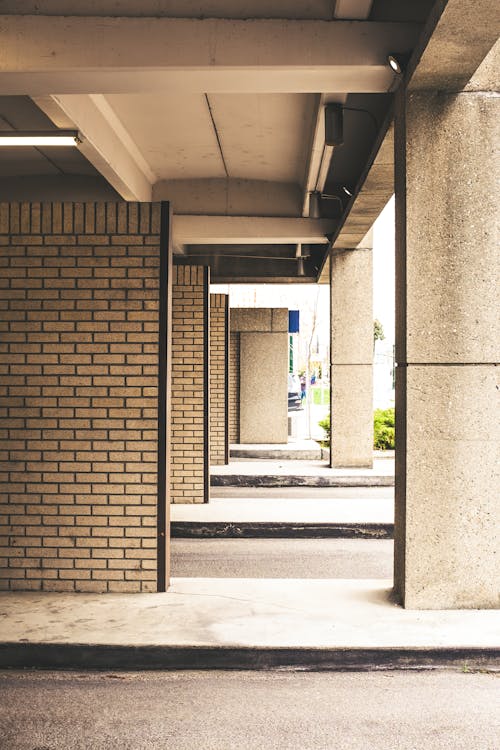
[1,670,498,750]
[171,538,393,578]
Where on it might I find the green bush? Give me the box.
[318,408,395,450]
[318,413,330,445]
[373,408,395,450]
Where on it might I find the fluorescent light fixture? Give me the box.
[342,185,353,197]
[315,142,334,195]
[313,104,344,201]
[0,130,80,147]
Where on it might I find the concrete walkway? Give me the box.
[230,439,323,460]
[1,581,498,670]
[172,494,393,524]
[171,486,394,537]
[211,455,394,487]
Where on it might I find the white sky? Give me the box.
[373,196,395,345]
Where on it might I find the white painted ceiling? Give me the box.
[106,93,314,183]
[106,93,224,181]
[0,0,440,279]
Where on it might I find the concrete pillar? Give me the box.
[329,241,373,468]
[394,84,500,608]
[232,308,288,444]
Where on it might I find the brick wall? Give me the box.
[0,201,164,592]
[209,294,228,465]
[171,265,209,503]
[229,332,240,444]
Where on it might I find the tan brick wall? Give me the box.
[209,294,228,465]
[0,202,162,593]
[229,332,240,444]
[171,265,209,503]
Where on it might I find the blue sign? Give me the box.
[288,310,300,333]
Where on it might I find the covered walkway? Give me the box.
[1,581,498,670]
[0,0,498,620]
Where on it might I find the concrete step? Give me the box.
[3,643,497,672]
[211,457,395,488]
[211,474,394,487]
[230,440,323,460]
[1,580,498,672]
[171,521,393,539]
[171,494,394,538]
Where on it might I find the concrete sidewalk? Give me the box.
[172,495,394,524]
[171,492,394,538]
[211,455,395,487]
[230,440,323,460]
[1,580,498,671]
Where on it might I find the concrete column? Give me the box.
[394,84,500,608]
[329,241,373,468]
[233,308,289,444]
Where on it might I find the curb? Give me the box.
[1,643,498,672]
[211,475,394,488]
[230,451,322,460]
[171,522,393,539]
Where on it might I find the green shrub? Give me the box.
[318,413,330,445]
[318,408,395,450]
[373,408,395,450]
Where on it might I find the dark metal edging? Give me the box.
[157,202,171,592]
[224,295,230,465]
[203,266,210,503]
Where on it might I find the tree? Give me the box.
[373,318,385,348]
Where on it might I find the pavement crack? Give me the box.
[169,590,309,615]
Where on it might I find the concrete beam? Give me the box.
[154,179,302,217]
[173,215,335,246]
[34,95,154,201]
[335,0,373,19]
[408,0,500,91]
[0,17,420,94]
[318,124,393,281]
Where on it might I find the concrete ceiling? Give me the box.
[0,0,495,282]
[106,93,315,184]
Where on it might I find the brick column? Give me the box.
[209,294,229,465]
[229,332,240,445]
[171,265,210,503]
[0,201,169,593]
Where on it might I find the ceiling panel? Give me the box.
[106,93,225,180]
[0,148,61,177]
[209,94,314,183]
[105,92,314,185]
